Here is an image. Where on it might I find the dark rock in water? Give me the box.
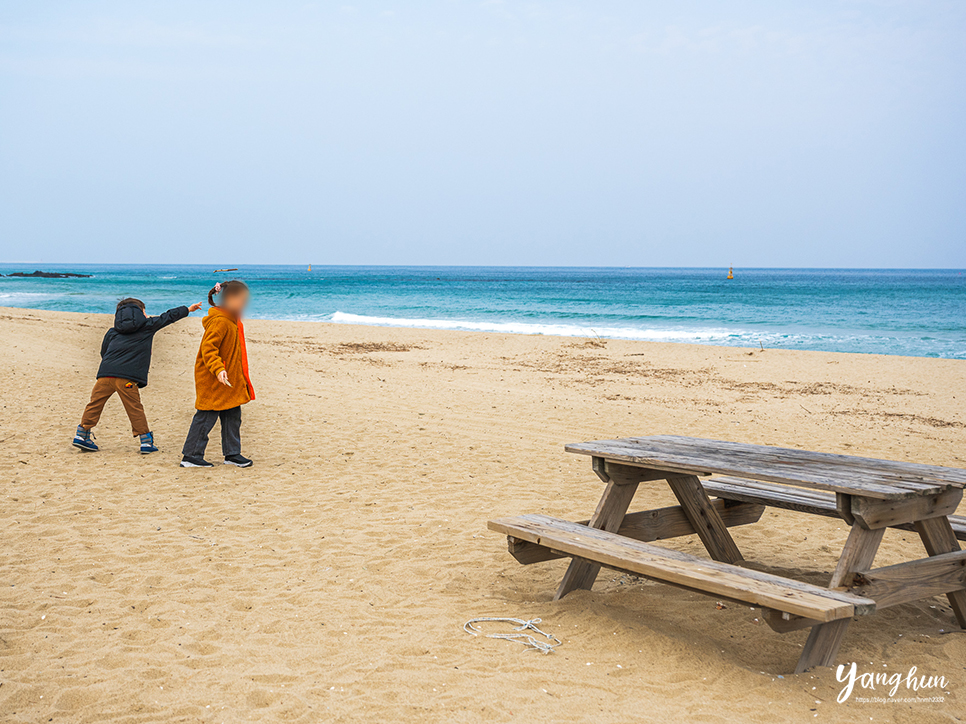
[4,270,92,279]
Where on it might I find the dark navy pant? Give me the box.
[182,406,242,458]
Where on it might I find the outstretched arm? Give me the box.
[144,303,199,331]
[144,305,188,331]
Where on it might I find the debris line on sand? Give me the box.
[463,617,561,654]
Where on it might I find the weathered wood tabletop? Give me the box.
[565,435,966,499]
[490,435,966,674]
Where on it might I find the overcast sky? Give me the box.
[1,1,964,267]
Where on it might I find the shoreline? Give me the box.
[3,305,965,362]
[3,265,965,360]
[0,306,964,722]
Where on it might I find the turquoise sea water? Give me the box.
[1,265,964,359]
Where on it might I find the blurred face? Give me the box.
[221,289,250,317]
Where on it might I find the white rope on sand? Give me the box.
[463,617,561,654]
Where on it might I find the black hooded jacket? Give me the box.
[96,304,189,387]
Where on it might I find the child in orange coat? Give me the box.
[180,280,256,467]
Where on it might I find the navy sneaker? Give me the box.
[72,425,98,452]
[180,455,213,468]
[224,454,253,468]
[139,432,159,454]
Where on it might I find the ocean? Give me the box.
[1,265,964,359]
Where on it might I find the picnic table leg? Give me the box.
[828,525,885,589]
[554,479,639,600]
[665,474,743,564]
[794,524,884,673]
[795,620,851,674]
[914,516,966,628]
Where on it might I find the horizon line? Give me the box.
[2,262,966,272]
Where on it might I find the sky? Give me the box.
[1,1,964,267]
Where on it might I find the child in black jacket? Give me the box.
[73,297,201,454]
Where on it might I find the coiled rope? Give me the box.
[463,617,561,654]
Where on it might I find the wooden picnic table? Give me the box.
[489,435,966,673]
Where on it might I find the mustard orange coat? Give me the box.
[194,307,255,411]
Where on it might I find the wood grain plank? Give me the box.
[851,489,963,529]
[915,517,966,628]
[795,619,851,673]
[649,435,966,486]
[848,550,966,609]
[829,525,884,589]
[489,514,875,621]
[836,494,855,525]
[553,480,639,600]
[762,609,821,633]
[704,478,839,514]
[790,523,888,670]
[666,474,743,564]
[565,437,963,499]
[568,448,918,498]
[703,477,966,540]
[592,458,669,484]
[631,443,952,496]
[506,500,765,565]
[602,439,951,496]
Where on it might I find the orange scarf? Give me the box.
[237,319,256,401]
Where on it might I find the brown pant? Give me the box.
[80,377,150,436]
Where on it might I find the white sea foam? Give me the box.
[328,311,740,343]
[0,291,63,304]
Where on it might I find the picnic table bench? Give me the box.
[489,435,966,673]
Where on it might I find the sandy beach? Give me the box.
[0,306,964,723]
